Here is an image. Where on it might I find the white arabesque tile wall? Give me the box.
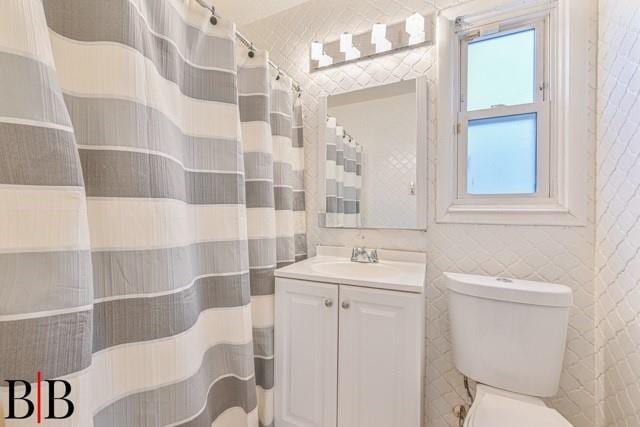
[595,0,640,426]
[241,1,598,426]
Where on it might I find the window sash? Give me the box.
[457,102,550,202]
[460,19,547,111]
[456,16,550,203]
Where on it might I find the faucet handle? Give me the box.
[351,247,360,261]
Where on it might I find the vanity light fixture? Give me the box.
[340,32,353,52]
[341,32,361,60]
[371,23,391,53]
[309,13,433,70]
[405,13,426,45]
[310,41,324,61]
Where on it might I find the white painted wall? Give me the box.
[329,91,417,228]
[241,0,597,425]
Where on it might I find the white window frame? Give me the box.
[458,18,550,203]
[436,0,591,226]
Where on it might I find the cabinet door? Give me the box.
[338,285,423,427]
[275,278,339,427]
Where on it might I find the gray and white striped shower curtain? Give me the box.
[237,50,305,427]
[324,118,361,227]
[291,98,307,261]
[0,0,304,425]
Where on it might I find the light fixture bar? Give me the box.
[309,12,433,71]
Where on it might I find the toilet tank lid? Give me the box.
[444,273,573,307]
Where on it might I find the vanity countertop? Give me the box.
[275,246,426,293]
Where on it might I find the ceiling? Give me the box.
[211,0,311,26]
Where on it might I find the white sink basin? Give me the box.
[275,246,426,293]
[310,261,400,279]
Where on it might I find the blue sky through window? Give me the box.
[465,28,538,195]
[467,29,536,111]
[467,113,537,195]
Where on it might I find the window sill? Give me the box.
[436,202,587,226]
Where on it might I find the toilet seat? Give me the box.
[465,384,572,427]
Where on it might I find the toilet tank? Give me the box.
[445,273,572,397]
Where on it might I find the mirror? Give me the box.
[318,77,428,230]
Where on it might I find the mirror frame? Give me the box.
[317,76,429,231]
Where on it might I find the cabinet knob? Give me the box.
[324,299,333,308]
[341,301,350,309]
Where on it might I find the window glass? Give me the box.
[467,113,537,195]
[467,29,536,111]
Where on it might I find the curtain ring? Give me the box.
[209,6,217,25]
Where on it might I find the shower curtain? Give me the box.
[324,118,361,227]
[0,1,304,426]
[237,50,306,427]
[292,97,307,262]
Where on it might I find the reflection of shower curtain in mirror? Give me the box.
[325,117,362,227]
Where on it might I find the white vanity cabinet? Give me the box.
[274,278,339,427]
[337,284,423,427]
[274,277,424,427]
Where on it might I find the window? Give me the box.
[458,18,549,200]
[436,1,590,226]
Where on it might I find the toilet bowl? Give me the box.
[464,384,571,427]
[445,273,574,427]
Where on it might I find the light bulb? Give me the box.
[406,13,425,45]
[310,41,323,61]
[405,13,424,35]
[371,23,387,44]
[340,32,353,53]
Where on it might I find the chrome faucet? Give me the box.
[351,247,379,263]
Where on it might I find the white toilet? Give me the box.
[445,272,574,427]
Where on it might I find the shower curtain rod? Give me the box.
[236,32,303,93]
[194,0,302,93]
